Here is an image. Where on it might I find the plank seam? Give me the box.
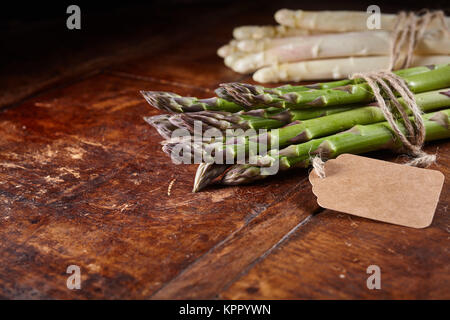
[149,176,311,298]
[216,207,324,298]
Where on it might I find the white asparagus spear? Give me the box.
[229,30,450,74]
[236,29,450,54]
[253,55,450,83]
[274,9,450,32]
[219,25,326,58]
[232,25,321,40]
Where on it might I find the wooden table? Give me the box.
[1,1,449,299]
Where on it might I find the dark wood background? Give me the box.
[1,0,449,299]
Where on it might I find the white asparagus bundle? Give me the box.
[274,9,450,32]
[217,9,450,83]
[253,55,450,83]
[228,30,450,74]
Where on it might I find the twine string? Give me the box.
[389,10,449,70]
[311,156,326,179]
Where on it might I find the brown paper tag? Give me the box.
[309,154,444,228]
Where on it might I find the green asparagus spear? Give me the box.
[218,64,450,109]
[145,105,354,139]
[222,109,450,185]
[247,64,449,94]
[141,90,244,113]
[177,105,354,132]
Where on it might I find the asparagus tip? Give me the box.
[192,163,230,192]
[217,83,256,107]
[219,82,276,108]
[221,164,262,185]
[141,91,183,113]
[143,114,175,139]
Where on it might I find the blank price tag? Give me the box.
[309,154,444,228]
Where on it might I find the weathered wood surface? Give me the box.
[1,1,449,299]
[220,145,450,300]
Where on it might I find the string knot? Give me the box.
[311,156,326,178]
[405,150,437,168]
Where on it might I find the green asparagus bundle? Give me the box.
[190,89,450,191]
[175,89,449,161]
[140,64,450,193]
[217,64,450,109]
[222,109,450,185]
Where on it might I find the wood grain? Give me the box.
[0,73,320,299]
[1,1,449,300]
[219,145,450,300]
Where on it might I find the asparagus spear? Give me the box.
[141,90,244,113]
[176,106,353,132]
[233,31,450,54]
[176,110,281,132]
[191,89,450,191]
[219,64,450,108]
[222,109,450,185]
[274,9,450,32]
[227,64,447,98]
[232,25,316,40]
[253,56,450,83]
[147,105,354,143]
[144,110,276,138]
[228,31,450,74]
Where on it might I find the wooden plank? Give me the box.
[2,1,449,300]
[219,144,450,299]
[151,176,320,299]
[0,73,319,299]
